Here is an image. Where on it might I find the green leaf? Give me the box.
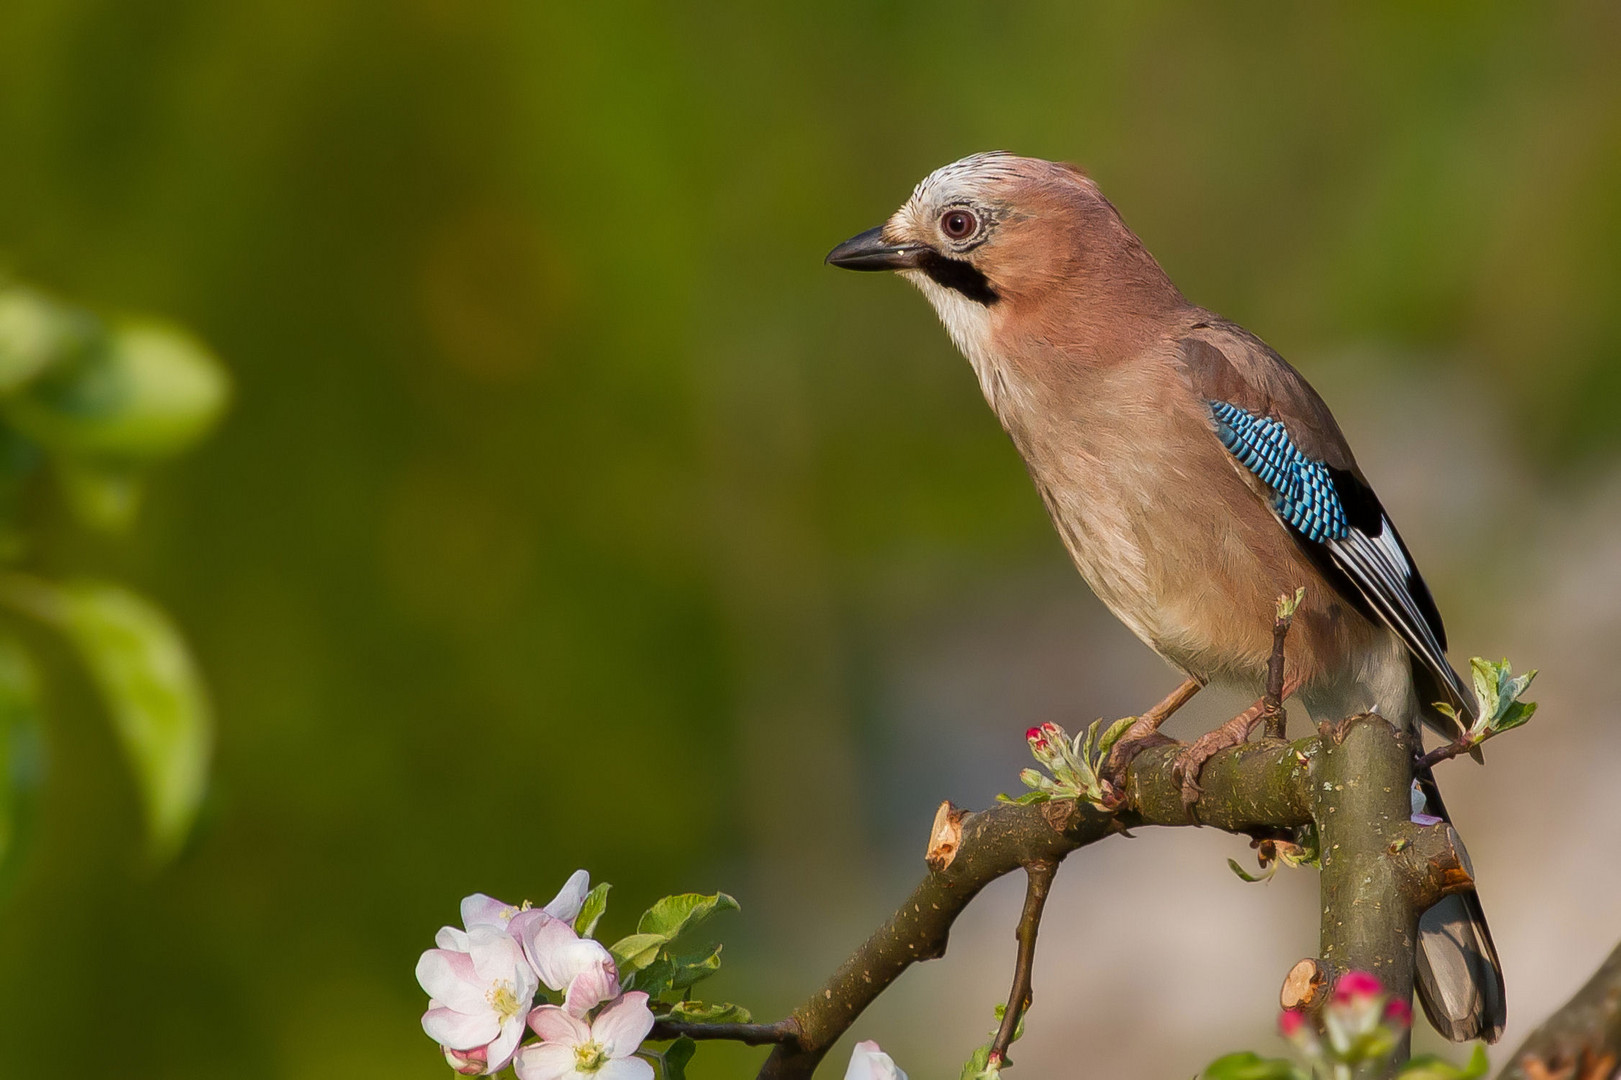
[1198,1052,1304,1080]
[1276,586,1306,621]
[669,943,724,990]
[622,956,675,995]
[1493,700,1536,734]
[958,1043,995,1080]
[1227,858,1274,884]
[636,892,739,941]
[662,1000,751,1024]
[574,882,611,938]
[661,1036,696,1080]
[1096,714,1137,759]
[1396,1045,1489,1079]
[995,790,1049,805]
[1,320,229,460]
[0,635,45,892]
[610,933,669,971]
[0,287,92,394]
[1468,657,1500,721]
[0,576,211,861]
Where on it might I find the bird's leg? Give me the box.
[1174,675,1304,812]
[1104,676,1204,783]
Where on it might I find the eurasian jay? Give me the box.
[826,152,1504,1044]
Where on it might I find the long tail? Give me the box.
[1412,762,1506,1043]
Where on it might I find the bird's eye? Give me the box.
[940,209,978,240]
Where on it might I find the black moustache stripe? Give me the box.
[917,252,1000,305]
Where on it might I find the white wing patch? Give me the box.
[1327,514,1473,713]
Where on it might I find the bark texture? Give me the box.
[1496,942,1621,1080]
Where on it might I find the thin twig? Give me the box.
[1260,599,1294,740]
[650,1019,801,1046]
[1416,735,1478,770]
[988,859,1058,1068]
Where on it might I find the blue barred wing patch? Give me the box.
[1208,401,1349,543]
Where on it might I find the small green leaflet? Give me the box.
[637,892,739,940]
[661,1000,751,1024]
[574,882,611,938]
[1397,1045,1489,1080]
[610,933,668,971]
[660,1036,697,1080]
[1198,1051,1304,1080]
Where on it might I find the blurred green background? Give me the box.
[2,3,1620,1077]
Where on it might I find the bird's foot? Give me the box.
[1172,704,1267,815]
[1102,677,1204,791]
[1103,723,1179,791]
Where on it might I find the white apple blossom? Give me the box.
[417,925,540,1075]
[846,1040,907,1080]
[440,871,593,951]
[513,992,656,1080]
[510,908,619,1018]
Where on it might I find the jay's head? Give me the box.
[827,152,1179,340]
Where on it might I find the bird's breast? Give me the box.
[972,344,1368,690]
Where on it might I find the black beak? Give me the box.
[825,226,925,271]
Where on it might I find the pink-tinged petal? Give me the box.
[1334,970,1383,1002]
[416,949,484,1013]
[527,1004,590,1045]
[562,963,619,1018]
[845,1041,906,1080]
[423,1006,500,1050]
[514,912,613,994]
[466,927,533,989]
[1410,812,1445,827]
[594,1056,655,1080]
[463,893,522,932]
[543,870,591,922]
[437,926,471,951]
[486,1015,527,1073]
[508,908,562,976]
[443,1044,488,1076]
[593,992,654,1057]
[512,1041,578,1080]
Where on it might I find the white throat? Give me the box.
[903,270,1017,415]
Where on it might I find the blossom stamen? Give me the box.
[573,1039,609,1072]
[487,979,525,1024]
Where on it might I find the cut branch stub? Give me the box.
[1388,821,1475,911]
[926,800,969,872]
[1281,957,1334,1013]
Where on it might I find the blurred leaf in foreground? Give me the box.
[0,633,45,891]
[0,575,212,862]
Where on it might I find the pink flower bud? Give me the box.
[443,1045,487,1075]
[1332,970,1383,1003]
[1277,1009,1306,1037]
[1383,999,1412,1028]
[1025,726,1048,749]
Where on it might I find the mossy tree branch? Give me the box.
[1496,941,1621,1080]
[717,715,1479,1079]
